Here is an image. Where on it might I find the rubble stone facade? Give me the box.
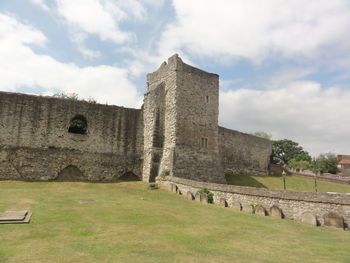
[0,54,271,183]
[161,176,350,228]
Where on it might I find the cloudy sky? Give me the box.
[1,0,350,156]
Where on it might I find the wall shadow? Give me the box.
[118,171,141,182]
[225,173,267,188]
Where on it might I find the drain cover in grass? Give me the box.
[0,210,32,224]
[148,183,159,190]
[78,199,96,204]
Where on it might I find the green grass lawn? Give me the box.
[225,174,350,193]
[0,181,349,263]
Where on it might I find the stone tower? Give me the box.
[142,54,225,183]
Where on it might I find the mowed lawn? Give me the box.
[0,181,349,263]
[226,174,350,193]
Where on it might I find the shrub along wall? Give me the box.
[159,176,350,229]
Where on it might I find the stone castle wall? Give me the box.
[0,55,272,183]
[0,92,143,181]
[142,57,177,182]
[160,176,350,228]
[219,127,272,176]
[1,55,346,230]
[172,58,224,183]
[143,55,226,183]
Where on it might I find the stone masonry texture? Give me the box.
[0,92,143,181]
[160,176,350,228]
[0,54,271,183]
[2,55,347,229]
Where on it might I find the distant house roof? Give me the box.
[339,159,350,164]
[337,154,350,161]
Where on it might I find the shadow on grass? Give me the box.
[0,178,141,184]
[225,173,267,188]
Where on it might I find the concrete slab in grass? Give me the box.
[0,210,28,221]
[0,211,32,224]
[78,199,96,204]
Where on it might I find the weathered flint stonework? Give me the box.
[143,55,271,183]
[143,55,224,183]
[219,127,271,175]
[0,92,143,181]
[161,177,350,229]
[0,54,271,182]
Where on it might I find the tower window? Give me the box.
[205,96,209,103]
[201,138,208,148]
[68,115,88,135]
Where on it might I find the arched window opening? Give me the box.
[119,171,140,181]
[68,115,88,134]
[56,165,85,181]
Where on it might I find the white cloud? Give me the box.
[159,0,350,66]
[56,0,128,43]
[116,47,173,77]
[261,67,314,90]
[112,0,146,20]
[219,81,350,156]
[76,45,101,59]
[53,0,164,61]
[3,0,350,158]
[55,0,148,44]
[31,0,50,11]
[0,13,141,107]
[71,33,101,59]
[155,0,350,156]
[0,13,47,46]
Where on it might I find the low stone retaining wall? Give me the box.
[159,177,350,229]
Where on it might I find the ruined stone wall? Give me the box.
[142,56,177,182]
[143,55,225,183]
[173,59,224,183]
[1,55,272,183]
[160,176,350,228]
[142,83,166,182]
[143,55,271,183]
[218,127,272,176]
[0,92,143,181]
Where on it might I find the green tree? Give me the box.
[251,131,272,140]
[271,139,311,165]
[311,153,338,174]
[288,159,311,171]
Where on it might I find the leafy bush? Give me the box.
[197,188,214,203]
[311,153,338,174]
[53,92,79,100]
[251,131,272,140]
[288,159,311,171]
[160,170,170,179]
[52,92,96,103]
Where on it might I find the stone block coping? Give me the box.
[160,176,350,205]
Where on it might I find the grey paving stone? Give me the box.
[0,210,28,221]
[0,211,32,224]
[78,199,96,204]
